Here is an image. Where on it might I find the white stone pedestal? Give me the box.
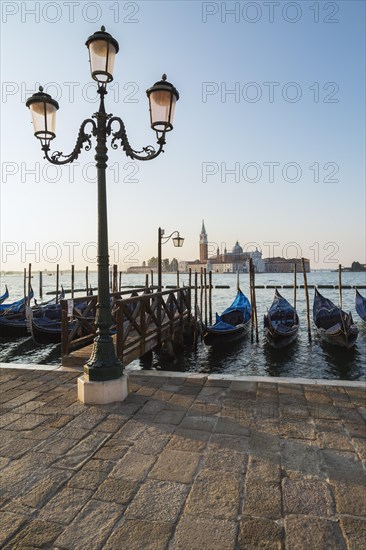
[78,374,128,404]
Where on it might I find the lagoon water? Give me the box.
[1,270,365,381]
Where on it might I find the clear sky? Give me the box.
[1,0,365,271]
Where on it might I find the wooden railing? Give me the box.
[61,286,191,359]
[115,287,191,358]
[60,287,151,357]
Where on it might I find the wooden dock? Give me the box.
[61,287,192,369]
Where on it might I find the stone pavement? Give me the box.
[0,367,365,549]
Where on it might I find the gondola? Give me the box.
[0,290,65,338]
[203,288,251,345]
[355,289,366,321]
[264,289,299,349]
[0,286,9,304]
[313,288,358,349]
[0,288,34,315]
[30,317,77,345]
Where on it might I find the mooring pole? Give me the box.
[302,258,311,342]
[39,270,43,300]
[338,263,343,309]
[71,264,75,298]
[56,264,59,304]
[28,263,32,306]
[209,270,212,325]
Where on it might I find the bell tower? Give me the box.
[199,220,208,263]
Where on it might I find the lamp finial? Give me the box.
[162,74,167,81]
[101,25,105,31]
[39,86,43,92]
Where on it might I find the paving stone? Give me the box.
[246,455,281,484]
[149,449,201,483]
[215,417,250,436]
[104,518,172,550]
[93,443,130,461]
[153,409,187,425]
[320,449,364,481]
[133,424,174,455]
[126,479,189,522]
[37,486,93,524]
[16,468,72,508]
[238,517,283,549]
[67,469,109,491]
[339,516,366,550]
[0,513,27,547]
[166,428,210,453]
[344,421,366,439]
[280,421,316,440]
[250,430,280,453]
[284,516,347,549]
[203,444,247,473]
[0,437,39,459]
[112,450,156,480]
[331,480,366,515]
[282,477,334,516]
[54,499,123,549]
[93,477,137,504]
[114,419,146,442]
[317,430,355,450]
[352,436,366,462]
[53,431,110,469]
[243,480,282,519]
[4,519,63,549]
[179,415,217,432]
[184,469,241,520]
[172,516,236,550]
[281,439,322,479]
[212,432,250,453]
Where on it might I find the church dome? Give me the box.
[232,241,243,255]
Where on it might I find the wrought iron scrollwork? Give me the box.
[107,117,165,161]
[42,119,97,165]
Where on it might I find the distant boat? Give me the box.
[203,288,251,345]
[0,286,9,304]
[355,289,366,321]
[264,289,299,349]
[313,288,358,349]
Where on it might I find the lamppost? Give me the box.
[157,228,184,291]
[26,27,179,389]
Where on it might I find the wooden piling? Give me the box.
[293,263,297,310]
[145,273,149,289]
[204,268,208,326]
[302,257,311,342]
[28,263,32,306]
[177,269,180,288]
[150,270,154,288]
[23,268,26,301]
[188,268,192,321]
[251,263,259,343]
[56,264,59,304]
[71,265,75,298]
[209,270,212,325]
[194,271,198,318]
[249,260,254,343]
[200,268,203,321]
[39,271,43,300]
[85,266,89,294]
[338,264,342,309]
[119,271,122,291]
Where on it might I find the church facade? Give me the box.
[179,221,265,273]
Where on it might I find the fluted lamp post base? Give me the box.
[78,374,129,404]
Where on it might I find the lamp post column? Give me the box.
[84,89,123,382]
[158,227,163,292]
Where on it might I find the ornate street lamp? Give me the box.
[26,27,179,384]
[157,228,184,291]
